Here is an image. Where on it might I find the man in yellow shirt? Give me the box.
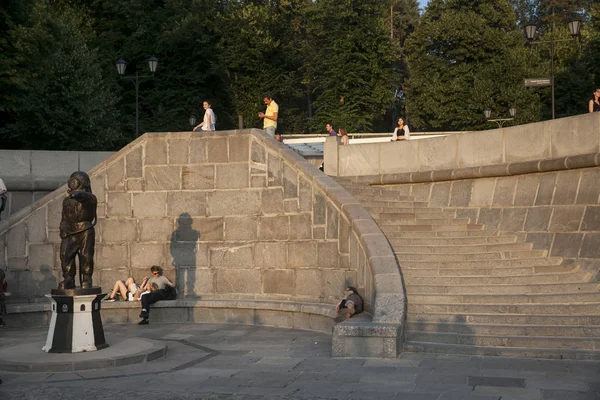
[258,95,279,140]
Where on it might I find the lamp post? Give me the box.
[524,19,582,119]
[189,115,197,131]
[115,56,159,137]
[485,107,516,128]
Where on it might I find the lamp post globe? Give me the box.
[568,20,582,38]
[484,107,492,120]
[509,107,517,118]
[115,58,127,75]
[189,115,197,127]
[148,56,158,73]
[524,23,537,40]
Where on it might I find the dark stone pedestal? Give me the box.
[42,287,108,353]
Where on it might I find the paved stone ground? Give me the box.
[0,323,599,400]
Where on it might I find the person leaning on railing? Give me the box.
[391,117,410,141]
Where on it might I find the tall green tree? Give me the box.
[301,0,400,133]
[405,0,540,131]
[0,1,122,150]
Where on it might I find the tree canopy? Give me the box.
[0,0,598,149]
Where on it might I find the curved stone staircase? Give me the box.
[337,179,600,360]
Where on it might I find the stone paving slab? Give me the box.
[0,336,167,372]
[0,323,599,400]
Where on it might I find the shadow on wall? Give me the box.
[37,265,57,295]
[170,212,200,298]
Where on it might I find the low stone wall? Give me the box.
[0,150,114,220]
[326,113,600,176]
[0,129,405,358]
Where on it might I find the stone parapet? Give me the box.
[343,152,600,186]
[327,113,600,177]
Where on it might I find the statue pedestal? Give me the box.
[42,287,108,353]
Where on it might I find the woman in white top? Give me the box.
[391,117,410,141]
[194,101,216,132]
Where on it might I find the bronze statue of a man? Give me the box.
[58,171,98,290]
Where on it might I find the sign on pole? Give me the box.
[524,78,552,87]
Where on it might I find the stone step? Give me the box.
[403,341,600,360]
[397,251,548,262]
[381,224,485,232]
[384,230,502,238]
[345,186,408,194]
[391,242,532,254]
[405,331,600,350]
[366,206,453,214]
[407,302,600,315]
[403,265,578,278]
[405,321,600,337]
[352,194,415,202]
[400,257,564,269]
[378,218,472,226]
[373,212,457,220]
[389,236,518,246]
[406,312,600,326]
[361,200,431,208]
[408,292,600,305]
[405,270,591,285]
[406,282,600,295]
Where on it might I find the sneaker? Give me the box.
[139,310,149,319]
[138,319,149,325]
[104,298,115,302]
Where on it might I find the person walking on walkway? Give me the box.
[258,95,279,140]
[326,123,337,137]
[194,101,216,132]
[589,88,600,113]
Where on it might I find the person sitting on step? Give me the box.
[334,286,364,323]
[105,276,144,302]
[137,265,176,325]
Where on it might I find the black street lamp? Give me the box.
[485,107,516,128]
[524,19,582,120]
[115,56,159,137]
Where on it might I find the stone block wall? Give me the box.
[0,130,404,330]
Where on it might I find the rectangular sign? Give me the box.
[524,78,552,87]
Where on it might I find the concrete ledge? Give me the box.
[346,152,600,185]
[6,298,337,333]
[332,321,402,358]
[0,337,167,372]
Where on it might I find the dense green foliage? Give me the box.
[0,0,598,149]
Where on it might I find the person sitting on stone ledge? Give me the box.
[138,265,176,325]
[105,276,143,302]
[334,286,364,323]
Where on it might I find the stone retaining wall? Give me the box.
[327,113,600,176]
[0,129,405,357]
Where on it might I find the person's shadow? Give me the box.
[170,213,200,298]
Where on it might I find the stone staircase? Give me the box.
[337,180,600,360]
